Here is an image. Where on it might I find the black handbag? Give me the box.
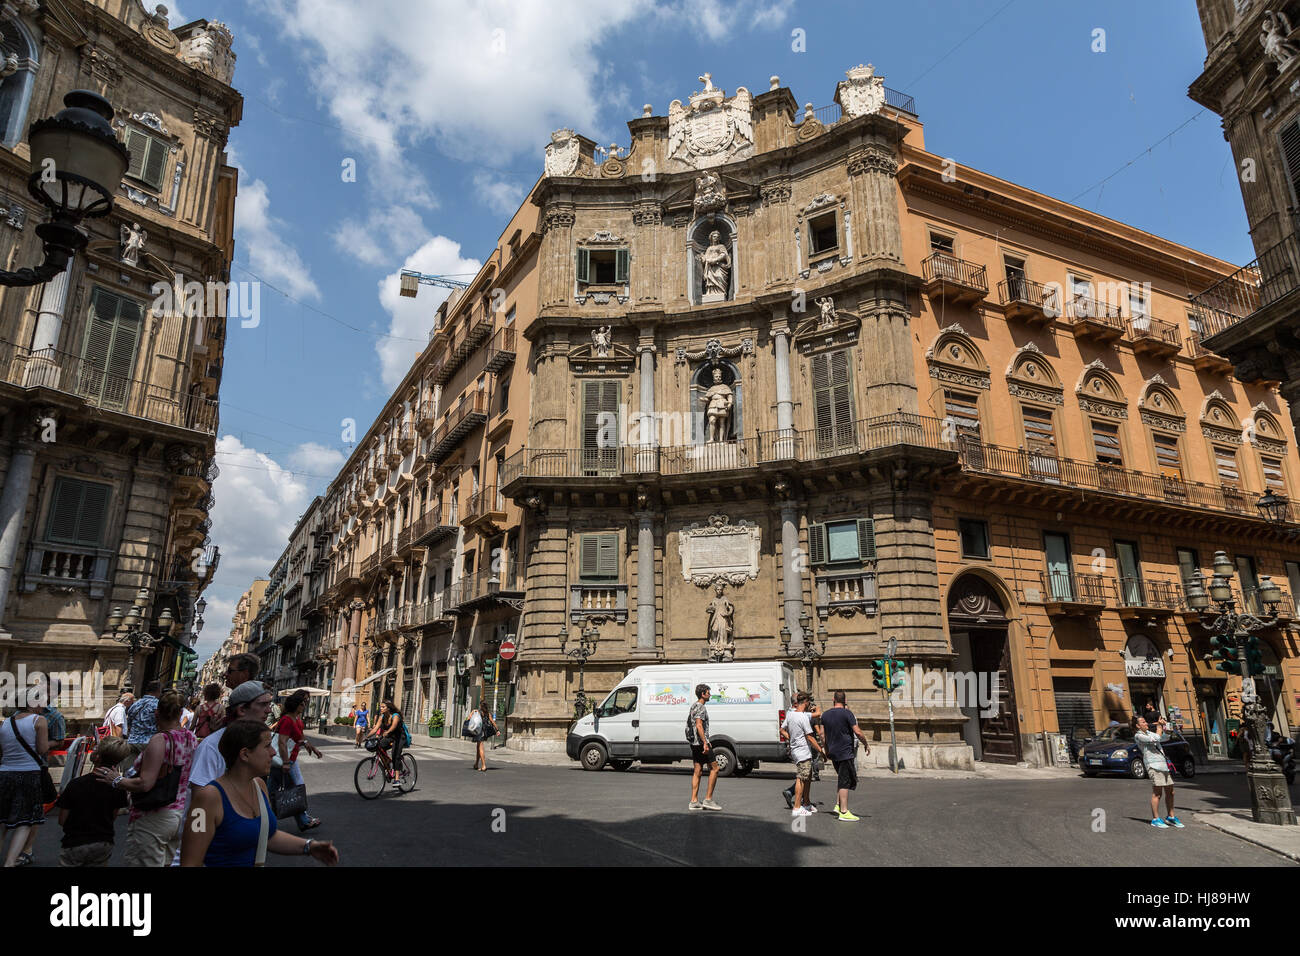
[269,767,308,820]
[8,715,56,803]
[132,733,182,812]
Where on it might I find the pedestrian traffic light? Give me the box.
[871,659,888,689]
[1209,633,1240,674]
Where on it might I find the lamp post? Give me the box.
[779,609,827,696]
[106,588,174,695]
[560,621,598,719]
[1183,555,1296,825]
[1,90,129,286]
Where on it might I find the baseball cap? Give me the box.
[229,681,268,707]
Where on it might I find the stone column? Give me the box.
[760,181,793,287]
[634,507,657,654]
[24,269,70,388]
[776,484,803,644]
[0,440,36,638]
[772,322,794,458]
[848,144,902,263]
[540,205,576,310]
[393,635,407,711]
[637,342,656,469]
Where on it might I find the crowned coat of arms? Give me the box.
[835,63,886,118]
[667,74,754,171]
[544,128,580,177]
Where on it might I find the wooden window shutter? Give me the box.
[597,533,618,580]
[856,518,876,560]
[125,128,146,180]
[575,247,590,284]
[807,522,826,565]
[615,248,629,283]
[82,290,117,371]
[143,135,169,190]
[77,482,111,545]
[830,349,854,432]
[107,296,143,382]
[811,353,832,432]
[1282,121,1300,207]
[46,478,111,546]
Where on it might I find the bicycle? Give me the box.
[354,738,417,799]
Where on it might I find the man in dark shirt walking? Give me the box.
[820,691,872,822]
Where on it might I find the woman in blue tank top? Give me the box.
[180,720,339,867]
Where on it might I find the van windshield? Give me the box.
[598,686,638,716]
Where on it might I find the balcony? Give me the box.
[380,540,400,568]
[1066,294,1125,343]
[921,252,987,305]
[0,341,219,435]
[1187,335,1233,375]
[458,560,527,612]
[998,277,1060,327]
[399,422,416,454]
[463,484,508,531]
[1031,570,1111,616]
[360,552,380,579]
[955,439,1280,521]
[385,437,403,468]
[1128,315,1182,360]
[411,505,458,548]
[484,326,517,375]
[1190,233,1300,344]
[416,400,437,437]
[814,568,878,618]
[429,390,490,463]
[21,543,112,598]
[570,583,628,623]
[431,306,494,387]
[1115,576,1181,620]
[396,526,412,555]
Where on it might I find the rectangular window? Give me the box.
[1152,433,1182,481]
[811,349,855,453]
[581,380,620,475]
[1280,120,1300,209]
[944,390,981,439]
[80,288,144,410]
[1176,547,1201,589]
[45,477,111,547]
[1237,554,1261,613]
[1186,310,1203,339]
[1091,420,1123,466]
[1004,255,1027,298]
[577,247,629,286]
[1044,531,1073,601]
[1128,284,1149,323]
[505,306,516,325]
[809,211,838,256]
[1068,274,1092,298]
[1022,405,1055,453]
[1262,455,1286,493]
[1116,539,1141,605]
[959,518,990,559]
[579,533,619,582]
[1214,445,1240,486]
[808,518,875,565]
[929,233,954,254]
[1286,561,1300,607]
[124,127,170,191]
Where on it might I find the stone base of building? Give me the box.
[861,740,975,770]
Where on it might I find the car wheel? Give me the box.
[579,741,607,771]
[1180,757,1195,779]
[1129,756,1146,779]
[1082,770,1097,777]
[712,745,737,777]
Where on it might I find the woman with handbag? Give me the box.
[181,719,338,867]
[272,690,322,831]
[98,691,197,866]
[472,700,497,773]
[0,701,50,866]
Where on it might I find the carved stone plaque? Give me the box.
[678,514,760,587]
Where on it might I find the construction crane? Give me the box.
[399,269,471,298]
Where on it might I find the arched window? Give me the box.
[690,361,742,443]
[0,18,38,148]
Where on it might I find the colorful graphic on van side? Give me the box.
[644,683,692,705]
[710,683,772,704]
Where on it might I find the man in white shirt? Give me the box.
[781,693,826,817]
[103,693,133,737]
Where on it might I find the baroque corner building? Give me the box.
[505,64,1300,768]
[0,1,240,718]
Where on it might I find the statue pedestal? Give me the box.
[694,441,738,471]
[701,292,728,304]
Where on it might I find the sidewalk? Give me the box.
[1192,809,1300,862]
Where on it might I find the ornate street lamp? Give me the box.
[2,90,129,286]
[1182,556,1296,825]
[780,609,828,696]
[1257,491,1291,527]
[560,621,598,719]
[106,588,174,695]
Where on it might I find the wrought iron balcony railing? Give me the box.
[1189,233,1300,339]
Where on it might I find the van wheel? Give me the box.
[732,759,754,777]
[611,759,634,771]
[580,742,607,771]
[713,745,737,777]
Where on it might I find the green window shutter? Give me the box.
[576,247,590,284]
[579,534,599,578]
[807,522,826,566]
[830,349,854,432]
[143,135,169,189]
[1282,121,1300,207]
[811,353,831,433]
[77,482,111,545]
[46,478,111,546]
[615,248,629,283]
[125,128,146,180]
[597,533,618,580]
[857,518,876,560]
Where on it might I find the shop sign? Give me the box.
[1125,657,1165,678]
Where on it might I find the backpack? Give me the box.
[401,721,411,748]
[685,707,698,745]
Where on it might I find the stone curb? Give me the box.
[1191,810,1300,862]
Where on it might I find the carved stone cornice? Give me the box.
[848,144,898,177]
[1140,409,1186,433]
[929,366,991,390]
[632,205,662,226]
[1202,423,1243,445]
[760,181,792,205]
[542,209,575,232]
[1007,381,1064,406]
[1079,397,1128,420]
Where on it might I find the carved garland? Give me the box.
[674,337,753,367]
[1140,409,1187,433]
[1007,382,1064,406]
[1079,397,1128,420]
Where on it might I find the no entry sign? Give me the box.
[499,640,517,660]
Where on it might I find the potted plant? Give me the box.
[428,709,445,738]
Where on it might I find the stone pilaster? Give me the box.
[856,300,919,419]
[873,489,947,656]
[631,204,662,304]
[848,143,902,263]
[760,179,793,287]
[539,204,576,310]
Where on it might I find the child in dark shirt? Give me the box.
[54,737,132,866]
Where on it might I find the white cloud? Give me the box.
[233,176,321,301]
[197,436,318,659]
[332,204,432,268]
[471,172,526,217]
[287,442,346,477]
[375,236,481,389]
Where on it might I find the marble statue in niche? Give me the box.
[705,581,735,661]
[700,367,734,443]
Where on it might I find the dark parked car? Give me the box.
[1077,725,1195,779]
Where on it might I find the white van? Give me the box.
[565,661,798,776]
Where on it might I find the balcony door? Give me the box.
[812,349,856,456]
[1022,405,1059,481]
[79,289,143,411]
[1044,532,1073,601]
[581,380,620,476]
[1116,540,1142,605]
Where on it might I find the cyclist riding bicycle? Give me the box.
[367,699,405,781]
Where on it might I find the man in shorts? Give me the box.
[1134,714,1182,829]
[782,693,826,816]
[687,683,722,811]
[819,691,872,821]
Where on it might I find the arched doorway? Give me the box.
[947,573,1022,763]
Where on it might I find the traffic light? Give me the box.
[888,659,906,690]
[1246,634,1264,675]
[871,659,888,689]
[1209,634,1240,674]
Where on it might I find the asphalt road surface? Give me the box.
[29,737,1295,866]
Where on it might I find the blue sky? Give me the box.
[186,0,1251,658]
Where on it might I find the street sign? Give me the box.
[499,640,516,660]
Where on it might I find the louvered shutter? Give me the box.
[1282,121,1300,207]
[857,518,876,560]
[807,522,826,565]
[125,128,147,180]
[46,478,111,546]
[812,354,833,453]
[830,349,854,447]
[576,247,590,284]
[76,482,111,545]
[103,297,142,409]
[597,533,618,580]
[581,381,618,475]
[615,248,629,283]
[579,534,601,579]
[143,136,169,189]
[1153,434,1183,481]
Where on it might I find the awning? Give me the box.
[158,634,193,655]
[279,686,329,696]
[351,667,396,689]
